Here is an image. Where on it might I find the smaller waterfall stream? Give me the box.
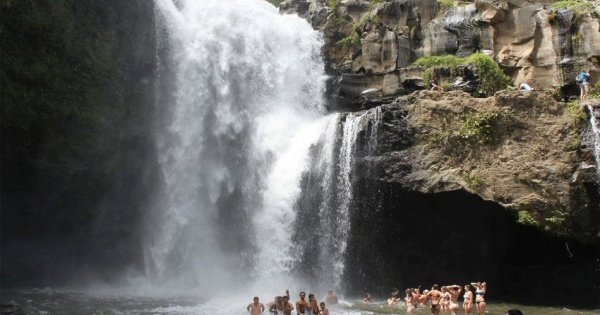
[587,105,600,177]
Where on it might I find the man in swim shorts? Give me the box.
[296,292,308,315]
[247,296,265,315]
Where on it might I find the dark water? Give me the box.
[2,290,599,315]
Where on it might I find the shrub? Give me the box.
[565,101,586,123]
[552,0,594,16]
[458,110,512,145]
[412,53,512,96]
[517,211,537,226]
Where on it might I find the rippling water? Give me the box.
[2,289,599,315]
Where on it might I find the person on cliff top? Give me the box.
[518,82,534,92]
[247,296,266,315]
[430,73,444,92]
[326,290,338,305]
[472,282,487,315]
[577,69,591,100]
[427,284,443,315]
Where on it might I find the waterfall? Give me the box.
[291,109,381,291]
[148,0,328,294]
[587,105,600,177]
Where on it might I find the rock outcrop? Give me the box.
[281,0,600,106]
[345,90,600,243]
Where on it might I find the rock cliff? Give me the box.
[281,0,600,107]
[280,0,600,243]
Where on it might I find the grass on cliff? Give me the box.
[336,13,381,46]
[552,0,595,15]
[412,53,513,97]
[429,109,513,150]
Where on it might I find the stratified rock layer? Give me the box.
[348,90,600,243]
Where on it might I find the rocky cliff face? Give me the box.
[280,0,600,243]
[347,90,600,242]
[282,0,600,107]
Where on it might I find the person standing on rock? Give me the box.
[577,69,591,100]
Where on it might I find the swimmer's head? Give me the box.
[300,292,306,298]
[254,297,259,302]
[432,284,439,290]
[320,302,326,309]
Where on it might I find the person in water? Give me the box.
[308,293,319,315]
[440,286,450,312]
[296,292,308,315]
[463,284,474,314]
[318,302,329,315]
[446,285,462,315]
[507,309,524,315]
[427,284,443,315]
[362,292,373,304]
[281,295,294,315]
[326,290,338,305]
[404,289,416,313]
[472,282,487,315]
[247,296,265,315]
[387,287,400,306]
[268,296,282,314]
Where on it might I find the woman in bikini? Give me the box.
[462,284,474,314]
[440,286,450,312]
[447,285,462,315]
[472,282,487,315]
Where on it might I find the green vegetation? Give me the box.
[336,13,381,46]
[1,0,154,238]
[463,172,484,190]
[517,211,538,226]
[590,81,600,100]
[544,209,569,236]
[552,0,595,16]
[458,110,513,145]
[437,0,454,13]
[427,109,513,151]
[565,101,586,123]
[412,53,513,96]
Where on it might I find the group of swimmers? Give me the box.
[247,290,338,315]
[373,282,487,315]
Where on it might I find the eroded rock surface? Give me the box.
[347,91,600,243]
[281,0,600,106]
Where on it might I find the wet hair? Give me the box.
[300,292,305,296]
[320,302,326,307]
[254,296,259,300]
[507,309,524,315]
[432,284,439,290]
[405,288,412,295]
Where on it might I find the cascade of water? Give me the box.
[586,105,600,177]
[149,0,327,294]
